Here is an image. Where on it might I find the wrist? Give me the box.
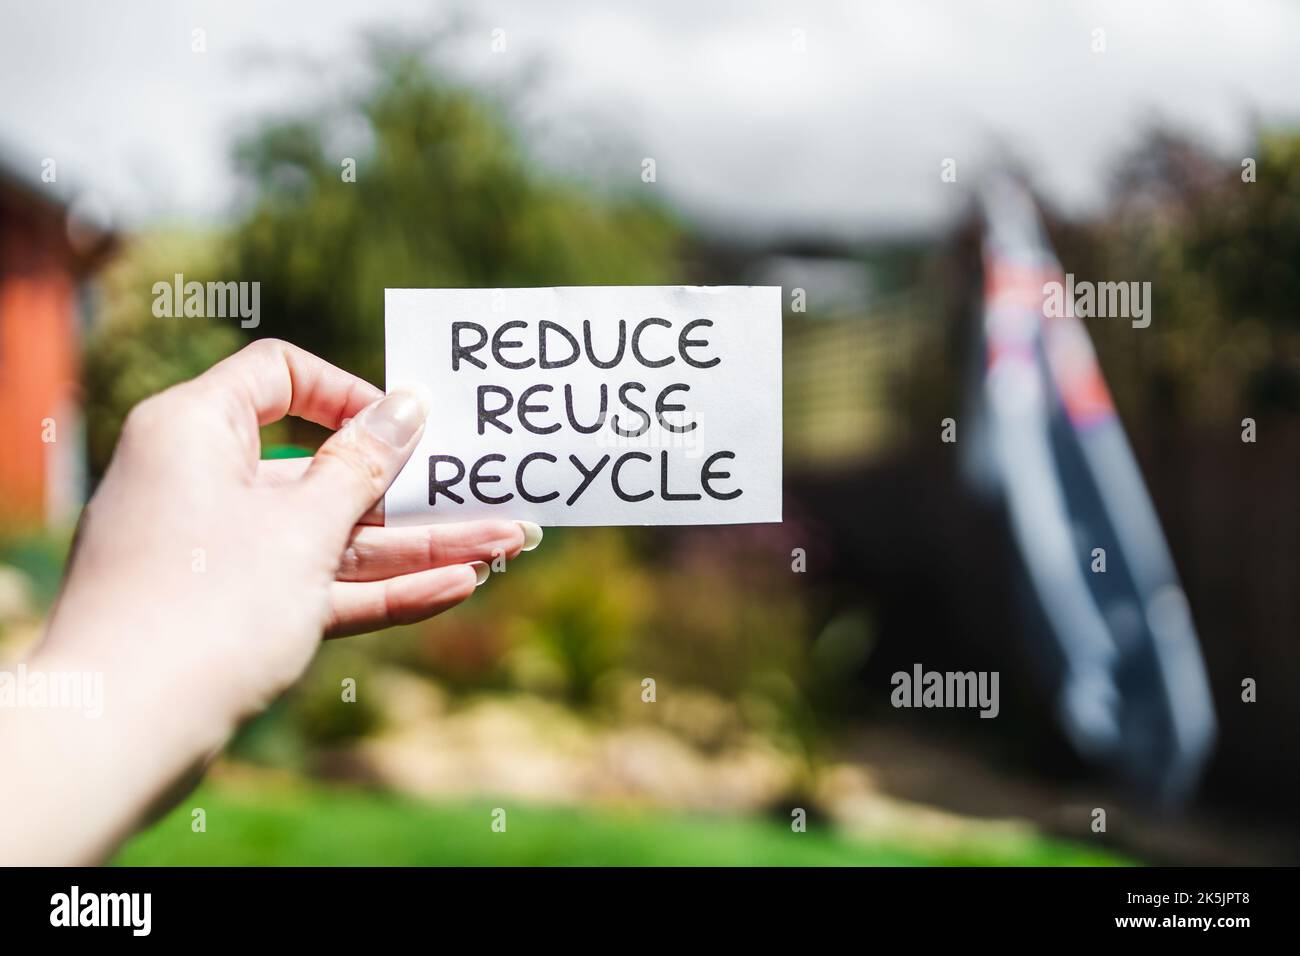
[0,629,237,863]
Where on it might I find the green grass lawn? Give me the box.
[112,778,1130,866]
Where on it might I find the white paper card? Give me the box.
[384,286,782,527]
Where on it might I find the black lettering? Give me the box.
[517,452,559,503]
[539,320,581,369]
[469,453,513,505]
[452,322,488,371]
[655,384,695,433]
[701,451,742,500]
[584,319,626,369]
[428,455,466,505]
[631,317,674,368]
[491,320,535,370]
[660,450,701,501]
[612,382,650,438]
[565,383,607,434]
[478,385,514,435]
[679,319,720,368]
[612,452,653,502]
[567,454,610,506]
[518,384,560,434]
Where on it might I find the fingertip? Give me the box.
[326,563,482,637]
[516,521,543,552]
[359,388,430,448]
[385,383,433,429]
[487,520,528,559]
[468,561,490,587]
[438,564,480,608]
[461,521,527,564]
[404,383,435,419]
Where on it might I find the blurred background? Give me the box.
[1,0,1297,865]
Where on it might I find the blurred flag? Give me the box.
[965,176,1216,802]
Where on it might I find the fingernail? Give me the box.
[517,521,543,552]
[361,386,431,447]
[468,561,490,586]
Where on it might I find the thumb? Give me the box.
[299,385,431,534]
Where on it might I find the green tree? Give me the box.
[85,36,683,470]
[1063,127,1300,423]
[227,38,682,388]
[82,232,244,476]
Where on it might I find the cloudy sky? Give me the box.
[3,0,1298,239]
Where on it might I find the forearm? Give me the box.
[0,345,469,863]
[0,634,234,865]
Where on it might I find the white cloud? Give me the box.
[2,0,1297,237]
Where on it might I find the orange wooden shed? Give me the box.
[0,157,115,529]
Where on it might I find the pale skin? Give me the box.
[0,340,541,864]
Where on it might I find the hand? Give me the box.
[1,339,541,863]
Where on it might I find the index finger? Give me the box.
[256,456,384,525]
[195,338,382,430]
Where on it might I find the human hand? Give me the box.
[4,339,540,862]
